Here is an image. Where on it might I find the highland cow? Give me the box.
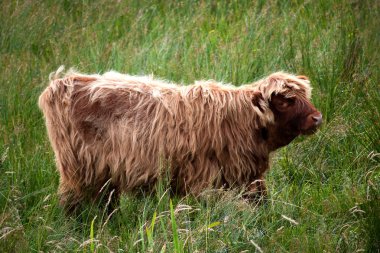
[39,68,322,211]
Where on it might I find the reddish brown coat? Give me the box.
[39,68,322,210]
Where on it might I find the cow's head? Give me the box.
[254,73,322,150]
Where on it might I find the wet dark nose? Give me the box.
[312,113,323,126]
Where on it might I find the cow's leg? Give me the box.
[93,180,121,214]
[58,179,83,214]
[244,176,268,203]
[171,157,221,196]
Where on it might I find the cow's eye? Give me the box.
[271,94,295,111]
[285,97,295,106]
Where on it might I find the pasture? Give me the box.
[0,0,379,252]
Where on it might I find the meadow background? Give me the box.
[0,0,379,252]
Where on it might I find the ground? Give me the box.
[0,0,379,252]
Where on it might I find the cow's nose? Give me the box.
[312,113,323,126]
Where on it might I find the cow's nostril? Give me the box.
[312,114,323,126]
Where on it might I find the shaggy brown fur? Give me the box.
[39,67,322,210]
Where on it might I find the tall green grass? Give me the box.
[0,0,379,252]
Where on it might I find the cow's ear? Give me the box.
[297,75,309,81]
[297,75,310,84]
[252,91,265,113]
[270,93,295,112]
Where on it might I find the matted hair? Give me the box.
[39,67,319,209]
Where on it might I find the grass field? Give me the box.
[0,0,379,252]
